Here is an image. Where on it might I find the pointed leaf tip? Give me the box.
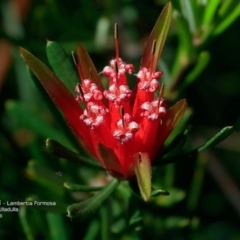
[133,152,152,201]
[198,126,233,153]
[66,179,119,221]
[141,2,173,71]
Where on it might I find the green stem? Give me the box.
[186,153,207,213]
[19,207,34,240]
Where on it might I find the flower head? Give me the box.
[19,3,186,182]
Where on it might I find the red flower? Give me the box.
[20,3,186,183]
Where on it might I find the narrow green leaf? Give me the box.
[83,220,100,240]
[64,182,103,192]
[197,126,233,152]
[218,0,235,17]
[67,179,119,221]
[128,210,143,230]
[5,100,71,147]
[174,11,193,58]
[180,51,210,91]
[26,160,65,197]
[46,213,68,240]
[156,126,233,166]
[19,207,34,240]
[141,2,173,71]
[46,41,79,95]
[203,0,221,25]
[133,152,152,202]
[151,189,169,197]
[213,4,240,36]
[179,0,197,33]
[171,11,193,85]
[155,188,186,207]
[46,138,103,169]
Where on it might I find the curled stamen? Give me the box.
[136,67,163,92]
[103,84,132,107]
[103,58,134,81]
[141,96,166,121]
[113,113,139,143]
[80,102,108,129]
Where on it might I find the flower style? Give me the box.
[20,3,186,198]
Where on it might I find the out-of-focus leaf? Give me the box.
[159,129,188,161]
[187,0,203,31]
[151,189,169,197]
[180,51,210,91]
[159,59,171,89]
[179,0,196,33]
[5,100,71,148]
[203,0,221,25]
[46,213,68,240]
[46,138,103,169]
[218,0,236,17]
[165,216,190,229]
[186,154,207,213]
[155,188,186,207]
[171,10,193,85]
[19,207,34,240]
[64,182,103,192]
[26,160,65,197]
[128,210,143,230]
[141,2,173,71]
[133,152,152,202]
[67,179,119,221]
[213,4,240,36]
[46,41,79,95]
[174,10,193,59]
[83,220,100,240]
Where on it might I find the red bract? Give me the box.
[20,2,186,180]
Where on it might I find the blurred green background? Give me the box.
[0,0,240,239]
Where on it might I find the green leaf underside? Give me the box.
[141,2,173,71]
[46,138,103,169]
[64,182,103,192]
[67,179,119,221]
[46,41,79,96]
